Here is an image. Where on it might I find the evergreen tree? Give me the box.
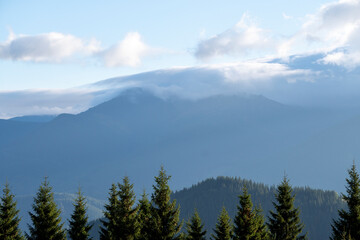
[211,207,232,240]
[26,178,66,240]
[137,191,151,240]
[116,176,139,240]
[149,166,182,240]
[68,188,92,240]
[253,207,268,240]
[0,183,24,240]
[233,186,267,240]
[186,209,206,240]
[267,176,306,240]
[100,184,120,240]
[178,232,188,240]
[331,163,360,240]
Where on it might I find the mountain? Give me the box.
[10,115,57,123]
[88,176,345,240]
[0,88,350,198]
[0,119,43,148]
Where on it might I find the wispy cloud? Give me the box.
[195,14,274,60]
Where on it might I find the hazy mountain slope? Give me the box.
[0,119,42,148]
[10,115,57,123]
[0,88,355,198]
[276,113,360,192]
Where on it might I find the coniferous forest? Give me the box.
[1,164,360,240]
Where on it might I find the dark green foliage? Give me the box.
[211,207,232,240]
[331,163,360,240]
[252,207,268,240]
[100,184,119,240]
[100,177,139,240]
[172,176,343,239]
[117,176,139,240]
[0,183,24,240]
[186,210,206,240]
[233,186,267,240]
[137,191,151,240]
[267,176,306,240]
[68,189,92,240]
[89,176,344,239]
[26,178,66,240]
[149,166,182,240]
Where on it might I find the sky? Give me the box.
[1,0,360,117]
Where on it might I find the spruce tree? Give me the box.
[116,176,139,240]
[211,207,232,240]
[186,209,206,240]
[267,176,306,240]
[233,186,267,240]
[331,163,360,239]
[0,183,24,240]
[149,166,182,240]
[68,189,92,240]
[26,178,66,240]
[137,191,151,240]
[100,184,120,240]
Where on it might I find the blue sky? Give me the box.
[1,0,333,89]
[1,0,360,117]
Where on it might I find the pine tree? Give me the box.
[0,183,24,240]
[233,186,267,240]
[137,191,151,240]
[186,209,206,240]
[26,178,66,240]
[100,183,120,240]
[68,188,92,240]
[149,166,182,240]
[116,176,139,240]
[331,163,360,240]
[211,207,232,240]
[267,176,306,240]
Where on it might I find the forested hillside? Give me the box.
[172,177,344,239]
[88,176,344,239]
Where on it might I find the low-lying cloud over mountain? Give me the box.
[2,51,360,119]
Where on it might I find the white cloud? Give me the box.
[99,32,153,67]
[279,0,360,67]
[195,14,274,60]
[0,31,100,62]
[0,31,158,67]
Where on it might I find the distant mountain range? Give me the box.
[0,87,359,198]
